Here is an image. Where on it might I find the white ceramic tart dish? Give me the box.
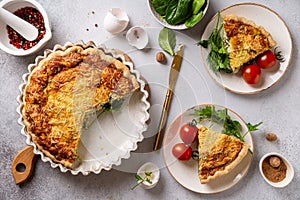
[17,41,150,175]
[200,2,292,94]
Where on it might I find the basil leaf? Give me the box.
[158,27,176,56]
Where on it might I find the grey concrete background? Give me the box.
[1,0,299,199]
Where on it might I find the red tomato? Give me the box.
[172,143,192,161]
[256,50,277,69]
[180,124,198,144]
[242,64,261,84]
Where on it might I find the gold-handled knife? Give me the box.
[153,44,184,151]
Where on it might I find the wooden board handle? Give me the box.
[12,146,36,185]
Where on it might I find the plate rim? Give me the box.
[16,41,151,175]
[200,2,293,94]
[162,103,254,194]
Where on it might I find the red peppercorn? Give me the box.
[6,7,46,50]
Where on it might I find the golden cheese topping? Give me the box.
[198,126,248,184]
[224,14,276,73]
[22,46,139,168]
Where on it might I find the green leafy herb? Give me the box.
[274,47,285,62]
[246,122,263,131]
[242,122,263,141]
[151,0,170,16]
[185,11,203,28]
[197,40,208,48]
[158,27,176,56]
[165,0,193,25]
[152,0,206,28]
[102,102,111,112]
[193,105,262,142]
[192,0,205,15]
[130,171,153,190]
[197,12,232,73]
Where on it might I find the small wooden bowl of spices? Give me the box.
[259,152,294,188]
[0,0,51,56]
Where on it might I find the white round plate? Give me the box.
[200,3,292,94]
[17,41,150,175]
[162,104,254,194]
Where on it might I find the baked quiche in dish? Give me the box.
[21,42,142,169]
[223,14,277,73]
[198,126,249,184]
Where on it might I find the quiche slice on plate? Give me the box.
[198,126,249,184]
[223,14,277,73]
[22,45,139,169]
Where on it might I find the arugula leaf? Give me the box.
[158,27,176,56]
[193,105,262,142]
[247,122,263,131]
[223,117,243,141]
[242,122,263,140]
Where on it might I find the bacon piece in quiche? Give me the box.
[22,46,139,169]
[223,14,277,73]
[198,126,249,184]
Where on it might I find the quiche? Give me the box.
[198,126,249,184]
[223,14,277,73]
[22,45,139,169]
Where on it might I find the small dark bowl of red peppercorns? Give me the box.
[0,0,52,56]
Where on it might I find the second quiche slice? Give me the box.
[223,14,277,73]
[22,45,139,169]
[198,126,249,184]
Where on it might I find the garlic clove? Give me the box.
[126,26,148,49]
[103,8,129,34]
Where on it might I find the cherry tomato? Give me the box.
[180,124,198,144]
[172,143,192,161]
[256,50,277,69]
[242,64,261,84]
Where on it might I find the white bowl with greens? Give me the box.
[148,0,209,30]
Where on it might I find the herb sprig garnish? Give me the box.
[130,171,153,190]
[192,105,262,142]
[197,12,232,73]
